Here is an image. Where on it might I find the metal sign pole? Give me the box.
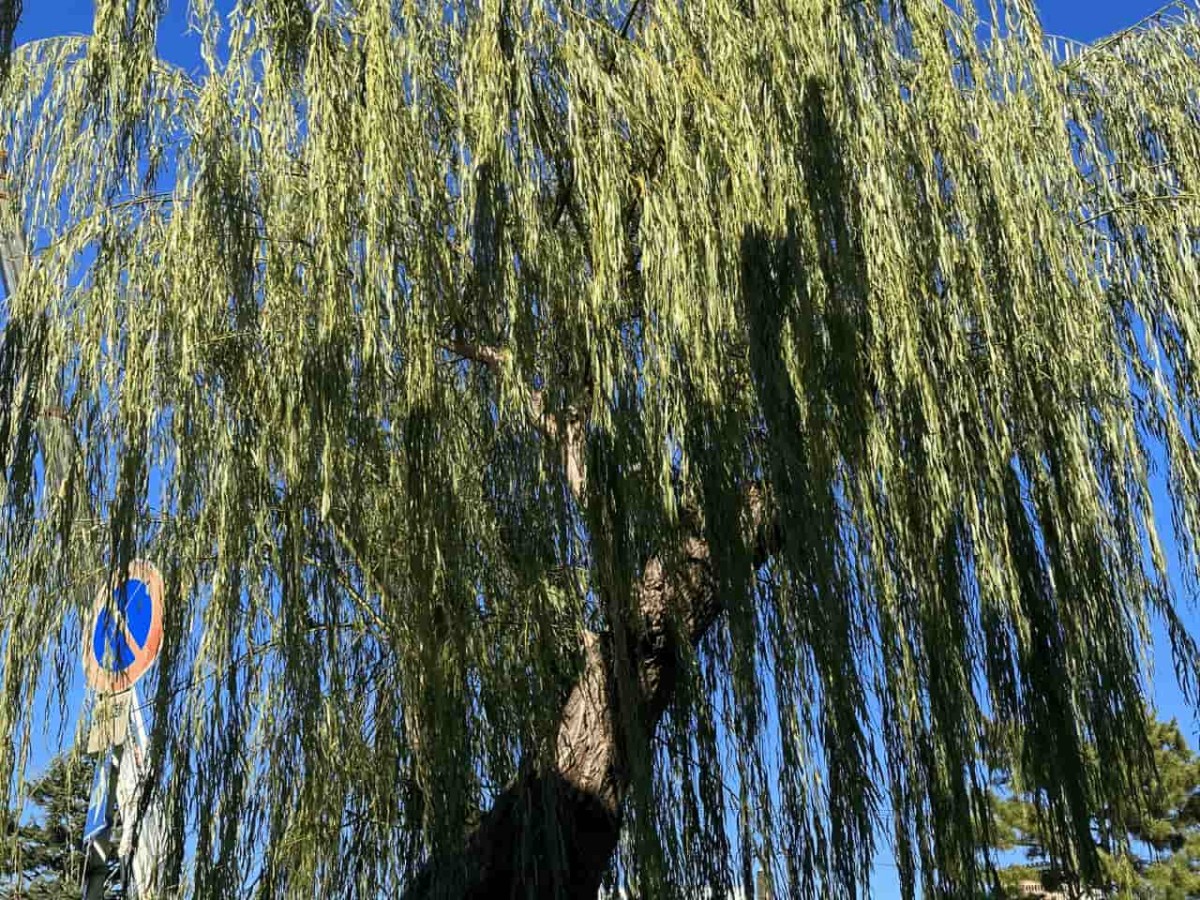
[81,857,109,900]
[82,691,168,899]
[81,564,168,900]
[81,748,121,899]
[116,685,166,898]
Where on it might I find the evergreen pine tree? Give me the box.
[991,717,1200,899]
[0,753,123,900]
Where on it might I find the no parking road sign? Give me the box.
[83,561,164,694]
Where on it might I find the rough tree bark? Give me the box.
[404,488,775,900]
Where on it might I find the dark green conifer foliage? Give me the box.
[0,1,19,82]
[0,753,123,900]
[991,717,1200,899]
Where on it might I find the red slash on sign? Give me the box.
[83,561,164,694]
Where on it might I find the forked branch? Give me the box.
[446,335,589,501]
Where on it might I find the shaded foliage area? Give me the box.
[0,0,19,82]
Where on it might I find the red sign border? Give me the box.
[83,560,164,694]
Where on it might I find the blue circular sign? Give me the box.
[83,561,164,692]
[91,579,152,673]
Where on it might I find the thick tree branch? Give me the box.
[448,337,511,371]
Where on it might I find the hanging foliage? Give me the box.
[2,0,1200,897]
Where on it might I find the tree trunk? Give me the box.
[405,490,772,899]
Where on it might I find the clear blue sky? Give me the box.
[10,2,1198,898]
[9,1,1182,62]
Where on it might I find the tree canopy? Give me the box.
[2,0,1200,897]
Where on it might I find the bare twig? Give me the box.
[617,0,643,42]
[1078,192,1196,226]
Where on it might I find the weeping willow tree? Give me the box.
[1,0,1200,897]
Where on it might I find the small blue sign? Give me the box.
[91,579,153,675]
[83,753,113,844]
